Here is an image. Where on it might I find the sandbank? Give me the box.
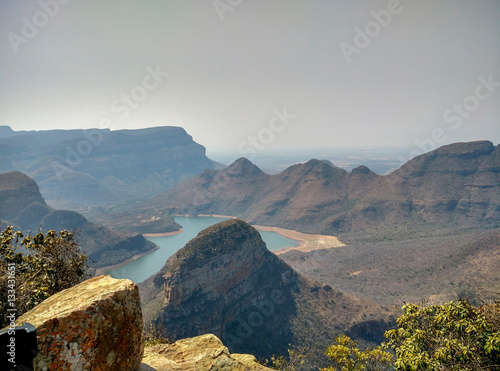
[143,229,183,237]
[253,225,345,254]
[176,214,236,219]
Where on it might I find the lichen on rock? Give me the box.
[139,333,272,371]
[14,275,144,371]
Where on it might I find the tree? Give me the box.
[321,334,393,371]
[267,347,308,370]
[384,299,500,370]
[1,226,93,328]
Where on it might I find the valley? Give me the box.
[138,219,394,367]
[105,216,300,283]
[2,4,499,369]
[1,128,499,370]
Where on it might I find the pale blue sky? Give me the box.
[1,0,499,157]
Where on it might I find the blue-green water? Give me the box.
[108,216,297,283]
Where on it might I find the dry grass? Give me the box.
[280,227,500,308]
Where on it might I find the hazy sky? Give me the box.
[1,0,499,157]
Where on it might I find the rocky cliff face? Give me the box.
[11,275,144,370]
[384,141,499,225]
[0,171,47,225]
[141,219,393,366]
[156,219,301,357]
[0,171,156,268]
[0,126,214,213]
[2,273,273,371]
[141,141,500,235]
[141,334,273,371]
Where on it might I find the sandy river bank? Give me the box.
[253,225,345,254]
[96,218,344,276]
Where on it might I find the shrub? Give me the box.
[385,299,500,370]
[321,334,393,371]
[266,299,500,370]
[1,226,93,328]
[266,347,308,370]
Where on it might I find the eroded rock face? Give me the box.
[139,334,272,371]
[157,219,301,357]
[163,219,268,307]
[15,275,144,371]
[150,219,393,365]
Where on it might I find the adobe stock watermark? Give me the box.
[237,107,296,161]
[442,74,499,130]
[111,65,169,120]
[51,64,169,181]
[340,0,411,64]
[6,263,17,366]
[213,0,244,22]
[7,0,73,54]
[387,73,499,188]
[192,106,295,206]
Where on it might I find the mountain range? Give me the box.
[2,128,499,368]
[132,140,499,307]
[0,126,216,212]
[137,140,499,236]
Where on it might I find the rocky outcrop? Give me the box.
[141,219,393,367]
[14,275,144,371]
[155,219,301,357]
[0,171,157,268]
[139,334,272,371]
[0,171,46,223]
[5,274,268,370]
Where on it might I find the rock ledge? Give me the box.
[15,275,144,371]
[139,333,272,371]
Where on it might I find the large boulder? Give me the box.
[15,275,144,370]
[139,334,272,371]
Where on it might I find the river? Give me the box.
[107,216,298,283]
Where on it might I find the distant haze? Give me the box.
[1,0,499,158]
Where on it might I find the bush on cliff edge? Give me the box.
[0,226,94,328]
[267,299,500,371]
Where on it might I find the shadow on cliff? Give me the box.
[139,219,394,365]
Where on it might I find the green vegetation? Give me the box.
[385,299,500,370]
[266,299,500,371]
[267,347,308,370]
[0,226,93,328]
[322,335,392,371]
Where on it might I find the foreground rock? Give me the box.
[15,275,144,370]
[139,334,272,371]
